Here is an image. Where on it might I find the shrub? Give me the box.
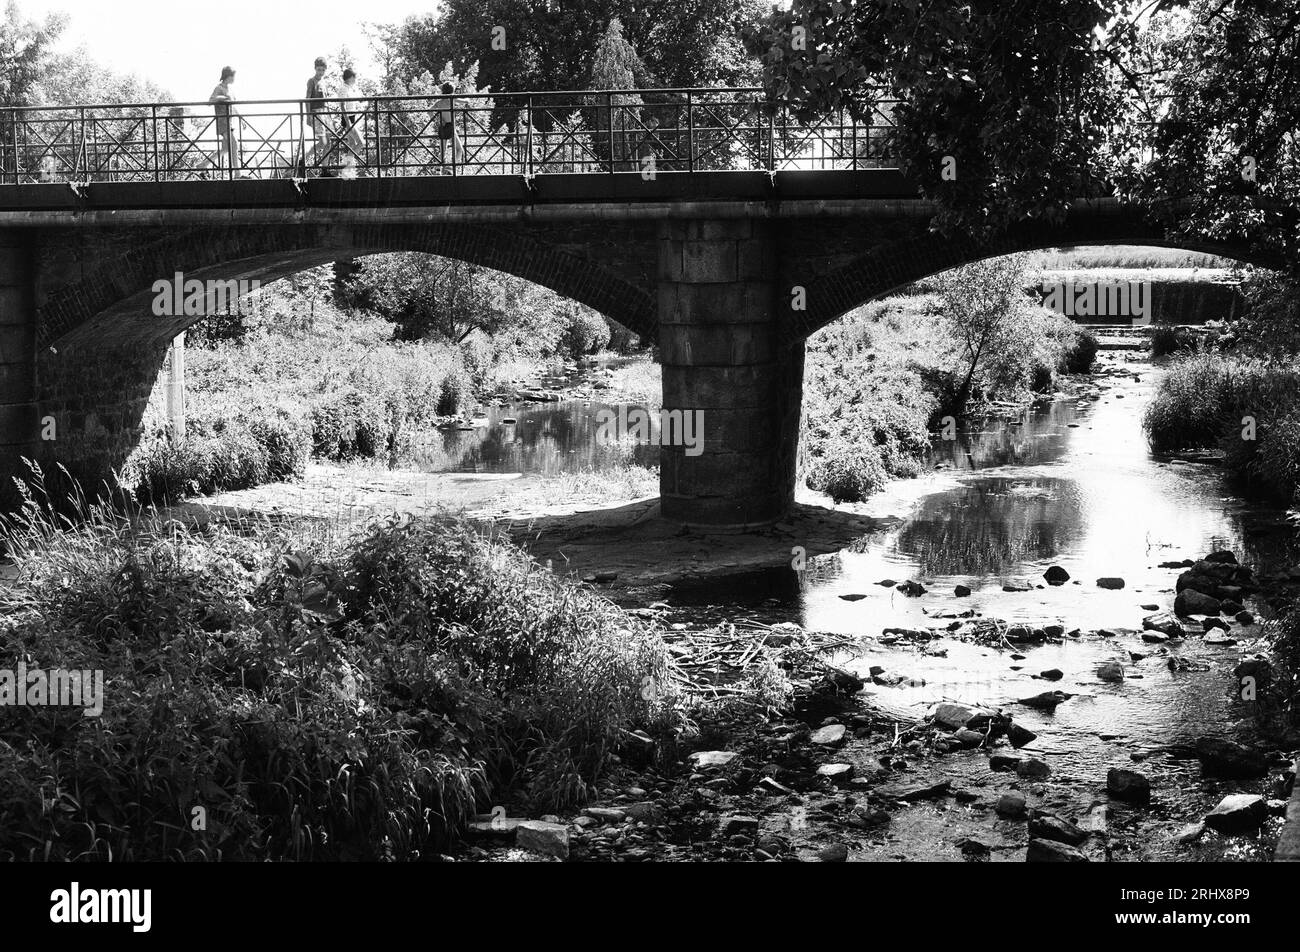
[805,440,890,503]
[1060,328,1098,373]
[344,519,678,807]
[123,409,310,504]
[1151,324,1195,357]
[310,389,394,461]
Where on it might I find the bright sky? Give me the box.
[20,0,437,103]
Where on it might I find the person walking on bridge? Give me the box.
[436,82,463,171]
[208,66,241,177]
[339,68,366,174]
[301,57,333,175]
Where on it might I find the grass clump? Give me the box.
[0,466,679,860]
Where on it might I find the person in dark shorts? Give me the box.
[208,66,240,176]
[436,82,463,169]
[302,57,332,174]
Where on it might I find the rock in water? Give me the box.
[954,584,972,597]
[1007,723,1038,749]
[1195,737,1268,778]
[1107,768,1151,805]
[1097,661,1125,682]
[1174,588,1221,616]
[1026,838,1089,862]
[516,821,570,860]
[1018,690,1070,711]
[1016,758,1051,780]
[1204,794,1268,834]
[930,702,983,730]
[1097,577,1126,590]
[1044,565,1070,585]
[1143,612,1187,638]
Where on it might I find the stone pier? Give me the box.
[657,219,803,526]
[0,232,37,509]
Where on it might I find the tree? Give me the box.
[1107,1,1300,275]
[588,18,645,170]
[935,255,1048,412]
[0,0,65,106]
[383,0,768,96]
[755,0,1126,237]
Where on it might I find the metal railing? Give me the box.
[0,87,904,184]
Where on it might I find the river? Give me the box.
[656,353,1296,859]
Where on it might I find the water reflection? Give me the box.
[402,401,660,475]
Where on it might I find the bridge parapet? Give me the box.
[0,88,902,185]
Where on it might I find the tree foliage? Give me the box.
[382,0,767,94]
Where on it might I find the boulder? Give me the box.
[816,763,854,782]
[516,820,570,859]
[582,807,627,824]
[1195,737,1269,778]
[990,753,1024,772]
[1142,612,1187,638]
[1026,838,1089,862]
[689,750,738,769]
[1018,690,1070,711]
[1044,565,1071,585]
[1029,814,1088,846]
[718,815,760,837]
[1040,668,1064,681]
[1204,794,1268,834]
[996,791,1028,819]
[1204,550,1238,564]
[1107,767,1151,805]
[811,724,848,747]
[1003,580,1034,592]
[1097,577,1126,590]
[1007,723,1038,748]
[1097,661,1125,682]
[931,702,983,730]
[818,843,850,862]
[1016,758,1052,780]
[1174,589,1221,617]
[954,584,973,597]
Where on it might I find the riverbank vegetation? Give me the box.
[122,263,646,504]
[802,254,1097,504]
[0,475,678,860]
[1144,273,1300,504]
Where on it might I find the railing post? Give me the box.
[850,108,857,171]
[525,96,533,176]
[372,99,381,176]
[687,91,694,173]
[608,91,615,173]
[152,104,160,182]
[9,110,18,185]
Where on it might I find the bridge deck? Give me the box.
[0,169,922,215]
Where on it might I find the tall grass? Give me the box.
[0,466,679,860]
[1144,354,1300,500]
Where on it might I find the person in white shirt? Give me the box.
[208,66,241,176]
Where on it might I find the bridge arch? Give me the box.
[38,220,656,351]
[790,216,1276,341]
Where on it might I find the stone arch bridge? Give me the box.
[0,91,1272,523]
